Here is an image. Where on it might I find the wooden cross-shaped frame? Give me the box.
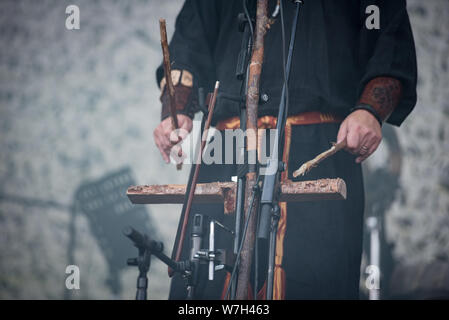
[127,178,346,213]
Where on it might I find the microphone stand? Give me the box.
[229,8,254,300]
[123,226,189,300]
[125,215,235,300]
[257,0,303,300]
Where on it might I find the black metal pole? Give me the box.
[257,0,303,300]
[258,0,302,240]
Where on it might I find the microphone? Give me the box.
[190,214,205,261]
[123,226,163,253]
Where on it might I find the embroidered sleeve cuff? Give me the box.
[159,69,196,120]
[358,77,403,122]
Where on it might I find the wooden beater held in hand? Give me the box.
[293,139,347,177]
[159,18,182,170]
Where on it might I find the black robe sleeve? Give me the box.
[358,0,417,126]
[156,0,218,91]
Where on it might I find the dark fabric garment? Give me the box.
[168,123,364,299]
[283,123,364,299]
[156,0,417,126]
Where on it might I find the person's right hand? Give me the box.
[153,114,193,163]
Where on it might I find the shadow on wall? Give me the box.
[68,167,159,298]
[0,167,159,299]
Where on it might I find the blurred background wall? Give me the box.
[0,0,447,299]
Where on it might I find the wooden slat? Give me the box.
[127,182,236,214]
[280,178,346,202]
[127,178,346,213]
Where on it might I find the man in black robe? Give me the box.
[153,0,417,299]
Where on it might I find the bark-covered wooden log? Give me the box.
[127,178,346,213]
[236,0,270,300]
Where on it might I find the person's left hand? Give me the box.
[337,109,382,163]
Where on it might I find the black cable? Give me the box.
[225,174,261,300]
[279,0,289,153]
[243,0,254,38]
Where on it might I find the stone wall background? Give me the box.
[0,0,447,299]
[386,0,449,264]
